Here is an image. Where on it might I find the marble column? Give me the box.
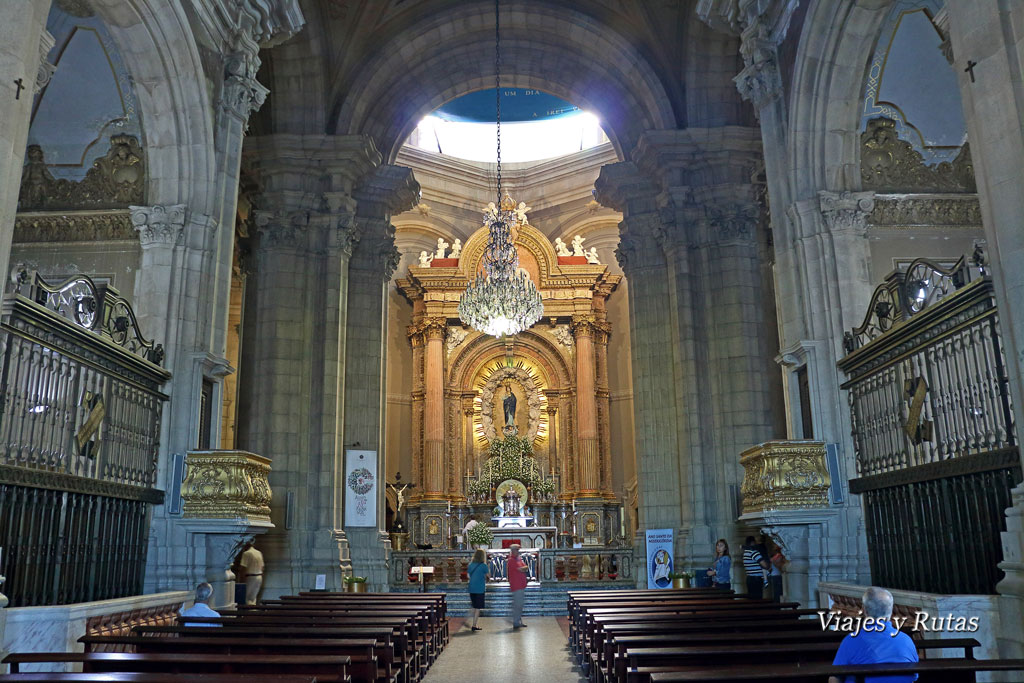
[945,2,1024,660]
[0,0,51,284]
[421,317,447,497]
[545,400,559,478]
[571,315,601,495]
[462,396,476,485]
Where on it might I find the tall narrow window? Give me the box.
[198,378,214,449]
[797,366,813,439]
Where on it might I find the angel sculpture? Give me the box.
[484,202,499,220]
[515,201,531,225]
[585,247,601,264]
[418,250,433,267]
[554,237,571,257]
[450,238,463,258]
[571,234,586,256]
[435,237,449,259]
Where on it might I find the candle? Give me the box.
[619,505,625,538]
[447,500,451,513]
[572,499,576,512]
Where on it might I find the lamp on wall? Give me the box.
[458,0,543,338]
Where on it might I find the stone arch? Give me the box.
[89,0,217,212]
[788,0,889,197]
[328,2,676,162]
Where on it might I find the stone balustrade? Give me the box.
[739,440,831,514]
[182,450,272,523]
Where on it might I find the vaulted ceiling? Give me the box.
[255,0,752,161]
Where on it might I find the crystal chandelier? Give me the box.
[458,0,543,338]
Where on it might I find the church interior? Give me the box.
[1,0,1024,679]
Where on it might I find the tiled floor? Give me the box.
[424,617,585,683]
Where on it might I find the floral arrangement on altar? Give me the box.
[467,435,557,502]
[467,523,494,547]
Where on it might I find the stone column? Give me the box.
[596,162,685,579]
[0,0,51,282]
[593,306,613,496]
[462,396,476,482]
[421,317,447,497]
[571,314,601,495]
[545,399,559,477]
[945,3,1024,659]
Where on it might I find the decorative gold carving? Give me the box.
[181,450,272,523]
[19,135,144,211]
[861,118,975,193]
[14,210,135,243]
[869,195,982,228]
[739,440,830,514]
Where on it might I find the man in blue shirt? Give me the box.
[179,582,222,627]
[829,586,917,683]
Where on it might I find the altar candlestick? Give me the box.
[572,499,576,511]
[619,505,625,538]
[447,500,451,513]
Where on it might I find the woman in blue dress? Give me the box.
[466,548,489,631]
[707,538,731,590]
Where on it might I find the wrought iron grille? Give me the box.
[0,271,169,606]
[839,250,1020,594]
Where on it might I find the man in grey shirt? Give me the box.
[179,582,221,627]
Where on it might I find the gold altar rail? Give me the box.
[181,450,272,523]
[739,440,830,515]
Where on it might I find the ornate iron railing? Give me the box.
[838,249,1020,594]
[0,271,169,606]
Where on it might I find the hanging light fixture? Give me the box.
[458,0,544,338]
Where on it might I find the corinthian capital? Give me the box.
[819,191,875,236]
[221,51,269,122]
[36,30,56,94]
[130,204,187,247]
[734,56,782,111]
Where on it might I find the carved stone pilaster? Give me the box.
[336,216,361,258]
[253,209,307,250]
[819,191,875,236]
[35,30,56,93]
[130,204,187,247]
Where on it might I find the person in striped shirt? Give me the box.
[742,536,768,599]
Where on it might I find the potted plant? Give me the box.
[466,523,494,549]
[669,571,694,589]
[344,576,368,593]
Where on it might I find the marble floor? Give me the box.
[424,617,585,683]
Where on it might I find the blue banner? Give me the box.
[645,528,674,589]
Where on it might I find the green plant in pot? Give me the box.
[344,575,368,593]
[668,570,694,589]
[467,523,494,549]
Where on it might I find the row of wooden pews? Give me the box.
[568,587,1024,683]
[2,592,448,683]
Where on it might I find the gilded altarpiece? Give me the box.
[397,222,622,547]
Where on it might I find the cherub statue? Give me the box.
[515,201,531,225]
[435,237,449,259]
[450,238,463,258]
[585,246,601,264]
[484,202,499,220]
[418,250,433,267]
[571,234,586,256]
[554,237,571,257]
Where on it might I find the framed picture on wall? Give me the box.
[345,449,377,527]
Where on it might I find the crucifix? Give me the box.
[13,78,25,100]
[965,60,978,83]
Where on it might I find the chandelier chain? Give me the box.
[494,0,502,204]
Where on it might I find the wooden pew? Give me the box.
[0,676,318,683]
[646,658,1024,683]
[620,638,981,683]
[3,653,349,683]
[77,636,381,683]
[135,625,411,683]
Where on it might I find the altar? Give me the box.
[487,525,558,549]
